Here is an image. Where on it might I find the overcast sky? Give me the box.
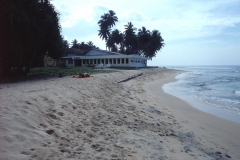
[52,0,240,66]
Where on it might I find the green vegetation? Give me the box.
[28,67,116,77]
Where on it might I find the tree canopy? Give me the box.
[70,39,99,50]
[98,10,118,41]
[98,10,165,59]
[0,0,65,75]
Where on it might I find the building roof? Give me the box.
[65,48,87,56]
[83,49,123,56]
[62,48,148,60]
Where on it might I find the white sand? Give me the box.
[0,68,239,159]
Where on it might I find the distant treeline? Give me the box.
[70,40,99,50]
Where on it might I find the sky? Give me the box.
[52,0,240,66]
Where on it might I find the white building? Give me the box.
[61,48,148,68]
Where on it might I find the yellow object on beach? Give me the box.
[71,73,92,78]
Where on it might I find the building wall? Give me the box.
[129,59,147,67]
[60,58,74,67]
[61,49,148,68]
[75,58,146,68]
[78,58,129,67]
[85,50,115,56]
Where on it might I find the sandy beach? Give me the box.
[0,68,240,160]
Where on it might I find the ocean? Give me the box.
[163,66,240,123]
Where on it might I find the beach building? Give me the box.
[60,48,148,68]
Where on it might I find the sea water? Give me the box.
[162,66,240,123]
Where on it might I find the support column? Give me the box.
[73,58,75,67]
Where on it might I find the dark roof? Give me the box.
[65,48,88,56]
[82,49,123,56]
[64,48,141,57]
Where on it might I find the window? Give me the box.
[109,59,112,64]
[114,59,116,64]
[101,59,104,64]
[126,59,129,64]
[106,59,108,64]
[83,59,85,64]
[68,59,73,64]
[118,59,120,64]
[98,59,100,64]
[122,58,124,64]
[94,59,96,64]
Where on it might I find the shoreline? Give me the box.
[164,80,240,124]
[143,69,240,159]
[0,68,240,159]
[162,67,240,124]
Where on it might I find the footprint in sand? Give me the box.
[57,112,64,116]
[46,129,54,135]
[47,113,58,119]
[91,144,104,152]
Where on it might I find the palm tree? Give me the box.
[63,40,69,49]
[87,41,93,47]
[124,22,136,34]
[138,27,150,44]
[106,34,114,51]
[98,13,110,41]
[79,42,86,49]
[107,10,118,27]
[98,27,111,41]
[106,29,124,52]
[123,22,138,54]
[98,10,118,44]
[71,39,79,48]
[111,29,123,46]
[145,30,164,59]
[98,10,118,28]
[137,27,151,56]
[87,41,99,49]
[98,13,109,29]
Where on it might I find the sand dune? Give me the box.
[0,68,239,159]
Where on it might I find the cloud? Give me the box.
[62,20,97,39]
[125,0,239,42]
[91,6,110,20]
[141,2,240,42]
[121,10,145,22]
[52,1,111,28]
